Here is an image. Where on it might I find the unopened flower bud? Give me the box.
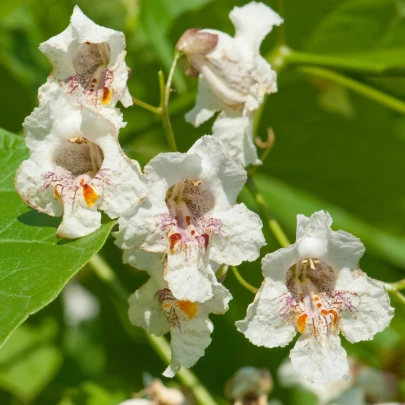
[176,28,218,56]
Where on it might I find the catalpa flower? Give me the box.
[115,136,265,303]
[128,250,231,377]
[178,2,283,166]
[236,211,394,385]
[15,81,145,239]
[40,6,132,111]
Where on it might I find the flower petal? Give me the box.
[123,249,166,272]
[230,2,283,56]
[261,243,299,280]
[296,211,365,270]
[209,203,265,266]
[164,314,213,378]
[290,333,349,385]
[236,278,296,348]
[128,279,170,336]
[166,250,214,303]
[212,110,260,167]
[185,74,226,127]
[337,269,394,343]
[188,135,247,207]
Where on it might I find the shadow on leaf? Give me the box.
[17,209,61,229]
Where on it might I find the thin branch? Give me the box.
[231,266,258,294]
[245,177,291,248]
[297,66,405,115]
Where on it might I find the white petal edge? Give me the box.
[290,333,349,385]
[337,269,394,343]
[236,277,296,348]
[209,203,265,266]
[212,110,261,167]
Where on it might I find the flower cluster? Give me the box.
[15,2,395,386]
[15,6,145,239]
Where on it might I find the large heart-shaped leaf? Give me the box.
[0,129,115,347]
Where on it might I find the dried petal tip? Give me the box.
[176,28,218,55]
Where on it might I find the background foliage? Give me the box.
[1,0,405,403]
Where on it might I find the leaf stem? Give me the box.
[285,50,405,76]
[386,279,405,292]
[157,53,182,152]
[132,96,162,115]
[231,266,258,294]
[245,176,291,248]
[296,66,405,115]
[88,253,217,405]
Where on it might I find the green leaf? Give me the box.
[0,319,62,402]
[253,175,405,269]
[0,129,116,348]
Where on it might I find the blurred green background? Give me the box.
[1,0,405,403]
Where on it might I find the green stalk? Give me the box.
[245,177,291,248]
[297,66,405,115]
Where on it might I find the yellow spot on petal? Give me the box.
[54,186,62,202]
[81,183,98,207]
[102,88,112,105]
[177,301,198,319]
[296,313,308,334]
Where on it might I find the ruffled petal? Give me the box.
[164,313,213,378]
[290,333,349,385]
[236,278,296,348]
[166,249,214,303]
[337,269,394,343]
[123,249,166,273]
[198,270,232,315]
[128,279,170,336]
[144,151,202,206]
[212,110,260,167]
[209,203,265,265]
[188,135,247,208]
[296,211,365,270]
[115,202,168,253]
[261,243,299,281]
[230,2,283,56]
[185,75,226,127]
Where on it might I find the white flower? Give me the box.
[40,6,132,110]
[179,2,283,166]
[127,251,231,378]
[236,211,394,385]
[15,80,146,239]
[115,135,265,303]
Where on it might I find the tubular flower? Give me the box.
[127,250,232,378]
[15,81,145,239]
[40,6,132,111]
[236,211,394,385]
[178,2,283,166]
[115,136,265,303]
